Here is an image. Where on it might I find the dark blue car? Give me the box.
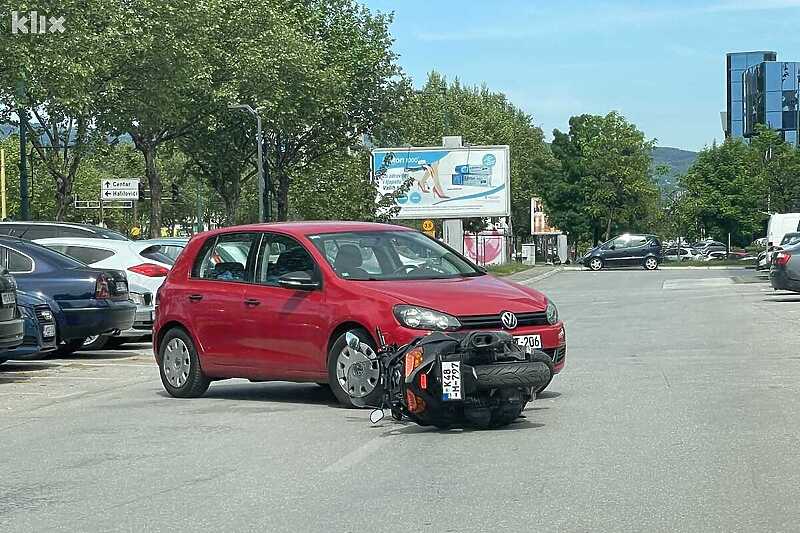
[0,290,58,364]
[0,237,136,356]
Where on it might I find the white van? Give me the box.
[763,213,800,268]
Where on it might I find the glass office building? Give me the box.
[726,51,777,139]
[742,61,800,146]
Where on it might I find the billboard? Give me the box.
[372,145,510,219]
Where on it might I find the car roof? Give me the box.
[202,221,413,238]
[0,221,129,239]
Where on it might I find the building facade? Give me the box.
[743,61,800,146]
[725,51,776,139]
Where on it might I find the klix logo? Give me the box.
[11,10,65,34]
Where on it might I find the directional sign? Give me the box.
[103,189,139,199]
[102,179,139,191]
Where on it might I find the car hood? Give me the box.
[348,274,549,315]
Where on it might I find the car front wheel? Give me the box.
[328,329,383,408]
[644,257,659,270]
[588,257,603,271]
[158,328,210,398]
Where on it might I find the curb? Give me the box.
[517,266,564,285]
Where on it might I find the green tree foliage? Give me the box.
[377,72,557,238]
[543,112,659,244]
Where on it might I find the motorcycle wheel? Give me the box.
[327,329,383,408]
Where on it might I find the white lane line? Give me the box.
[322,436,387,473]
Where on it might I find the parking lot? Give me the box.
[2,267,800,532]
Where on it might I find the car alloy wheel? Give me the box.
[163,337,191,388]
[335,343,380,398]
[589,258,603,271]
[644,257,658,270]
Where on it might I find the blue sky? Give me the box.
[363,0,800,151]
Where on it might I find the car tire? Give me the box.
[82,335,110,350]
[327,328,383,408]
[158,328,210,398]
[643,257,659,270]
[588,257,603,271]
[56,338,87,356]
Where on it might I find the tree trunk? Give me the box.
[276,170,290,221]
[222,187,239,226]
[604,213,613,241]
[142,145,162,238]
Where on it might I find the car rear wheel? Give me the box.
[644,257,659,270]
[158,328,210,398]
[588,257,603,271]
[328,329,383,408]
[82,335,110,350]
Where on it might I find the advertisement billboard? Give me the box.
[372,146,510,219]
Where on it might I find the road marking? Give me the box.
[662,277,733,290]
[322,436,386,473]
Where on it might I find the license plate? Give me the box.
[515,334,542,353]
[1,292,15,305]
[116,281,128,293]
[42,324,56,338]
[440,361,462,401]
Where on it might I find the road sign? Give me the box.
[102,179,139,191]
[102,189,139,199]
[421,219,435,237]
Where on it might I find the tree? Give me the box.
[547,112,659,244]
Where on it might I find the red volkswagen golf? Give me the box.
[153,222,566,406]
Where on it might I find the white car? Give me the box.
[36,237,172,349]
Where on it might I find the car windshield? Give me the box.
[307,230,483,281]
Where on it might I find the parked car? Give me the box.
[153,222,567,405]
[0,236,136,355]
[696,240,727,255]
[582,233,662,271]
[138,238,189,263]
[752,237,768,247]
[770,243,800,292]
[662,246,699,262]
[779,232,800,248]
[0,269,24,360]
[704,251,728,261]
[0,221,129,241]
[36,238,172,349]
[0,290,58,363]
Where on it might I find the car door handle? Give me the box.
[244,298,261,307]
[188,294,203,302]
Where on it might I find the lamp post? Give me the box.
[229,104,268,222]
[16,80,29,220]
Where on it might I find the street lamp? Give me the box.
[229,103,268,222]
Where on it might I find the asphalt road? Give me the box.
[2,268,800,532]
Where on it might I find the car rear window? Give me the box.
[62,246,116,265]
[140,245,176,265]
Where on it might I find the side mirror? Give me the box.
[277,271,320,291]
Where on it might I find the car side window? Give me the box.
[63,246,116,265]
[0,246,34,273]
[20,227,56,240]
[628,236,647,248]
[192,233,257,282]
[256,234,317,286]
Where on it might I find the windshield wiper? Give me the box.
[460,271,486,277]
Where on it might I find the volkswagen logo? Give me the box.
[500,311,518,330]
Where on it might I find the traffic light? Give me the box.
[137,181,145,200]
[171,182,179,202]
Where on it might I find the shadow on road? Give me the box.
[369,417,546,435]
[184,382,340,406]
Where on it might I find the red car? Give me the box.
[153,222,566,406]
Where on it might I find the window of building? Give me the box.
[730,81,743,102]
[767,111,782,129]
[766,91,782,112]
[732,121,744,137]
[730,54,747,70]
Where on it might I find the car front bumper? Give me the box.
[0,317,24,350]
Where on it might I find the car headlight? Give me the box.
[393,305,461,331]
[546,300,558,325]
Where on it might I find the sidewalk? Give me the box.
[503,265,563,284]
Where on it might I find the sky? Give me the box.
[363,0,800,151]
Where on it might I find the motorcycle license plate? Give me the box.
[1,292,14,305]
[42,324,56,338]
[440,361,462,401]
[514,334,542,353]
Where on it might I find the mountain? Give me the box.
[652,146,697,191]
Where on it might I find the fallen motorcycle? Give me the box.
[344,329,554,429]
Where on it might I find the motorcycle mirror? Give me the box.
[369,409,385,424]
[345,331,360,350]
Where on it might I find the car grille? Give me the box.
[457,311,549,329]
[34,304,54,324]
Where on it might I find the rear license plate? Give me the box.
[440,361,462,401]
[1,292,15,305]
[42,324,56,338]
[514,334,542,353]
[115,281,128,293]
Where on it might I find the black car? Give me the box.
[0,221,128,241]
[0,237,136,355]
[0,270,24,354]
[582,233,662,271]
[0,290,58,365]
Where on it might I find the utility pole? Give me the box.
[229,104,269,223]
[0,149,6,219]
[16,81,29,220]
